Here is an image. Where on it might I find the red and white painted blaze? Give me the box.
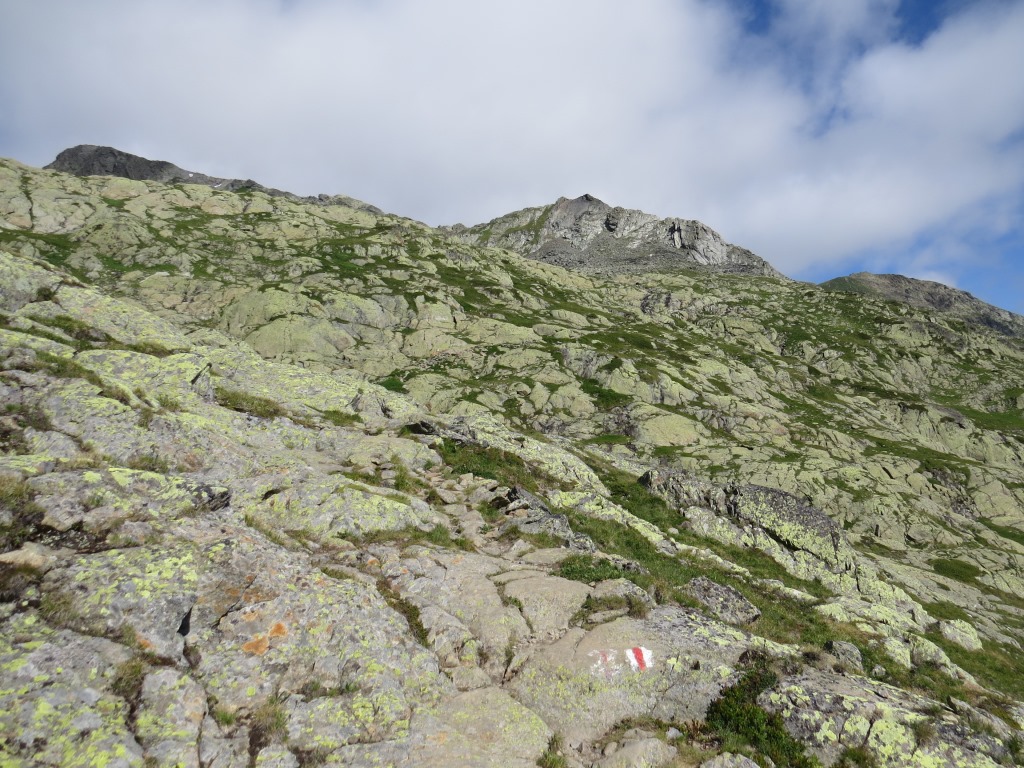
[627,646,652,672]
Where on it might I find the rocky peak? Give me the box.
[48,144,245,187]
[449,194,785,278]
[45,144,382,212]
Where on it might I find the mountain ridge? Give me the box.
[48,146,1023,332]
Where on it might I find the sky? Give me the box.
[1,0,1023,313]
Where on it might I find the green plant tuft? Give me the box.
[214,385,285,419]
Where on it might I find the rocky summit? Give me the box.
[444,193,782,277]
[0,148,1022,768]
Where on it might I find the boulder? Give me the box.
[686,576,760,625]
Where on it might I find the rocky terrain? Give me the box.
[0,147,1023,767]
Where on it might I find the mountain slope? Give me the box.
[1,150,1023,767]
[822,271,1024,339]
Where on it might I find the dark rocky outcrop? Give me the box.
[46,144,382,212]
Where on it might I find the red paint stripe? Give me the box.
[631,647,647,671]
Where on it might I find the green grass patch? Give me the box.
[0,476,46,551]
[376,578,429,646]
[111,656,149,704]
[557,553,626,583]
[929,632,1024,702]
[355,524,474,552]
[582,433,632,446]
[436,440,563,495]
[580,379,632,410]
[25,314,108,347]
[929,558,981,583]
[249,696,288,752]
[537,735,568,768]
[921,600,972,622]
[979,519,1024,548]
[596,465,830,595]
[214,386,285,419]
[377,374,407,393]
[125,453,172,474]
[319,409,362,428]
[116,340,176,358]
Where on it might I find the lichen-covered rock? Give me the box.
[938,619,983,651]
[761,670,1003,767]
[383,547,530,678]
[135,669,207,767]
[593,736,676,767]
[0,612,143,768]
[499,571,592,636]
[43,544,200,660]
[507,605,795,745]
[686,576,760,625]
[825,639,864,672]
[642,470,856,575]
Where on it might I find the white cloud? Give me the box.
[1,0,1023,298]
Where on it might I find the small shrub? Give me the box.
[125,453,172,473]
[835,746,876,767]
[111,656,149,704]
[249,696,288,751]
[391,457,422,494]
[909,718,936,748]
[156,393,182,412]
[137,407,156,429]
[0,476,39,513]
[212,707,237,728]
[320,409,361,427]
[537,735,568,768]
[705,661,820,768]
[82,491,107,510]
[37,593,78,626]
